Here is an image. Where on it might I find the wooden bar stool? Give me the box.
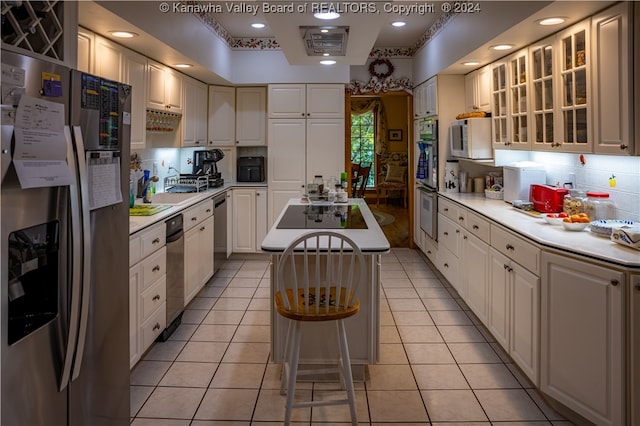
[275,231,366,426]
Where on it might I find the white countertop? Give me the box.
[261,198,391,253]
[129,182,267,235]
[440,192,640,269]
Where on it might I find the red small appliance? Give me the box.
[529,184,569,213]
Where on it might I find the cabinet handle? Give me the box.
[463,235,468,240]
[473,225,479,230]
[191,217,197,221]
[507,266,513,272]
[444,232,448,236]
[257,193,260,196]
[503,264,509,270]
[195,140,200,144]
[506,244,514,251]
[153,294,160,301]
[620,144,628,150]
[427,250,431,255]
[152,265,161,272]
[200,226,205,231]
[444,263,449,268]
[455,229,460,234]
[458,216,464,221]
[444,208,449,212]
[301,113,305,117]
[152,238,160,244]
[206,208,212,213]
[153,323,160,331]
[611,280,619,286]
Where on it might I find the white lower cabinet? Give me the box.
[541,252,624,426]
[461,231,489,322]
[436,214,460,291]
[184,199,215,306]
[631,274,640,426]
[128,222,167,369]
[232,188,268,253]
[488,247,539,383]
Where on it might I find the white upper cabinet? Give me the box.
[93,35,121,82]
[507,48,531,150]
[235,87,266,146]
[146,60,183,114]
[207,86,236,146]
[464,65,491,112]
[591,2,633,155]
[268,84,306,118]
[530,36,557,150]
[76,28,94,74]
[491,61,510,148]
[555,20,591,152]
[305,84,344,118]
[182,76,208,147]
[268,84,344,119]
[121,49,148,151]
[424,76,437,117]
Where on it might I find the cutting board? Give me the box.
[129,205,172,216]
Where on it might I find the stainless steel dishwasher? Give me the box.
[159,214,184,341]
[213,193,228,273]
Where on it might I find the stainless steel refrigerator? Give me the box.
[1,49,130,425]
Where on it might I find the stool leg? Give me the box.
[337,319,357,425]
[280,319,294,395]
[284,321,302,426]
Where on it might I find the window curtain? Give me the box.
[351,98,388,155]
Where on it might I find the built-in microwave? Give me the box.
[449,118,493,159]
[416,117,438,190]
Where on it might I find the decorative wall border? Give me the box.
[189,1,454,57]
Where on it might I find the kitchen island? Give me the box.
[262,198,390,366]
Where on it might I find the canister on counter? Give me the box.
[444,160,459,193]
[474,177,485,193]
[584,192,615,220]
[562,189,586,216]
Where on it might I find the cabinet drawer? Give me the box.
[463,210,491,243]
[422,234,437,265]
[141,302,166,353]
[129,236,142,267]
[183,198,214,231]
[438,214,460,257]
[491,225,540,274]
[436,245,459,288]
[140,275,166,323]
[438,197,459,222]
[140,223,166,258]
[141,247,167,290]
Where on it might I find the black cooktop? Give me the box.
[276,204,368,229]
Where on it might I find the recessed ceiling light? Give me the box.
[320,59,336,65]
[538,17,566,26]
[251,23,265,29]
[314,7,340,20]
[174,64,192,68]
[320,29,329,33]
[323,53,330,57]
[110,31,137,38]
[391,21,406,27]
[462,61,481,66]
[491,44,515,51]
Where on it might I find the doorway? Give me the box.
[346,92,413,247]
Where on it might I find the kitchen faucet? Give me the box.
[138,175,159,202]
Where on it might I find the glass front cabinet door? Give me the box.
[530,37,556,150]
[556,21,591,152]
[507,49,531,150]
[491,62,509,148]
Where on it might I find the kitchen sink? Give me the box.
[148,192,199,205]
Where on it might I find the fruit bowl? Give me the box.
[562,221,589,232]
[544,214,565,226]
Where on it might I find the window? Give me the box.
[351,111,375,187]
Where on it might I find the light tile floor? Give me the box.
[130,248,575,425]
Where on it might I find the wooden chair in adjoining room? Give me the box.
[350,163,371,198]
[275,231,366,426]
[376,162,408,208]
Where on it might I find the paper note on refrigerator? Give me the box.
[12,95,72,188]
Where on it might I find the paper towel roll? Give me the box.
[444,161,459,193]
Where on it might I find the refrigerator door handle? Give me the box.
[70,125,92,382]
[59,126,82,391]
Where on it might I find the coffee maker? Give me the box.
[193,149,225,188]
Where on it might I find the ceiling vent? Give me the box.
[300,26,349,56]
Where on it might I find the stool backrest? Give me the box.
[276,231,366,315]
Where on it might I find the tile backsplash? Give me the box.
[494,150,640,221]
